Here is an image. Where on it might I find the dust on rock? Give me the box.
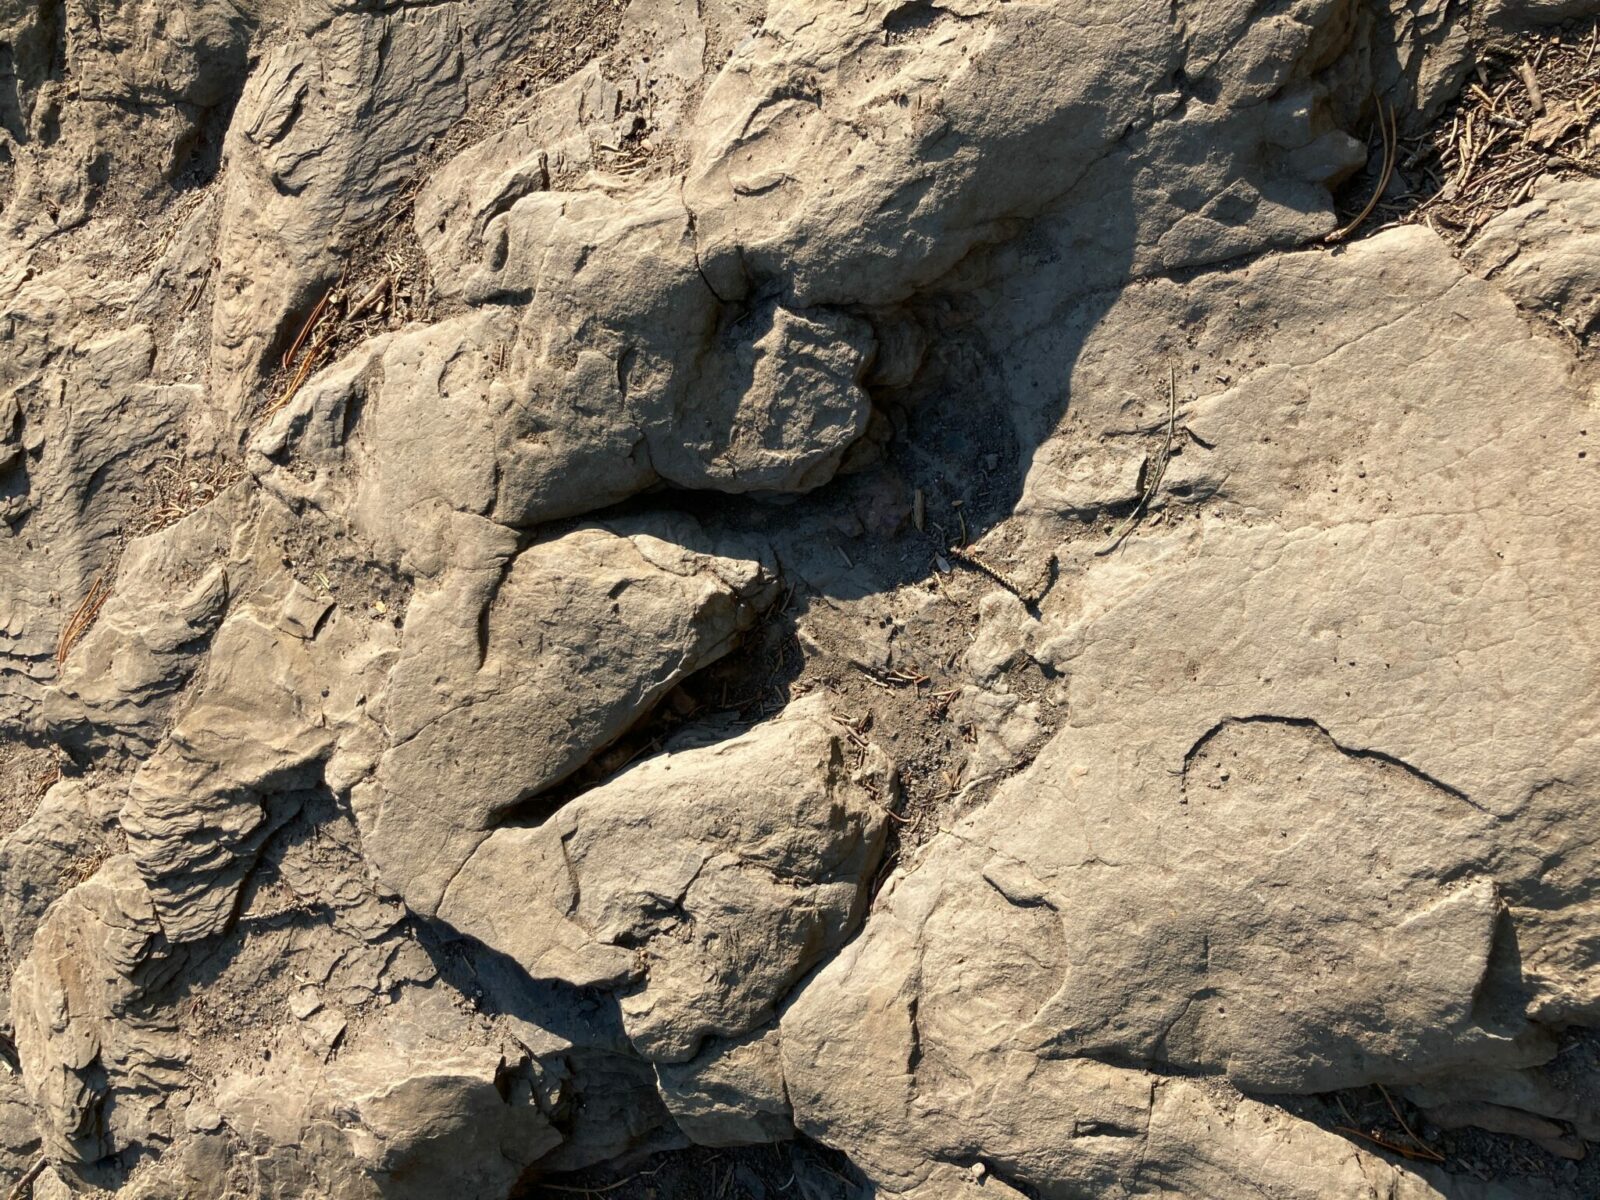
[0,744,57,845]
[252,0,632,427]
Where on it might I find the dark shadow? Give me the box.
[410,914,690,1176]
[515,1134,875,1200]
[1256,908,1594,1197]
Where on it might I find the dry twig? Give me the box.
[1097,367,1178,555]
[1335,1124,1446,1164]
[1405,23,1600,243]
[32,762,60,800]
[948,545,1052,604]
[282,285,335,371]
[537,1166,664,1195]
[7,1158,47,1200]
[1327,98,1397,243]
[1517,59,1546,114]
[1375,1083,1443,1162]
[264,335,334,419]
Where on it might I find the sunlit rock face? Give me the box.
[3,1,1600,1197]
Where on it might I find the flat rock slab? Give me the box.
[780,223,1600,1194]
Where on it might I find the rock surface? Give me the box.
[439,695,890,1058]
[3,1,1600,1198]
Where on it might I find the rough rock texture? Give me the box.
[439,694,889,1058]
[1465,175,1600,334]
[4,1,1600,1198]
[367,516,779,914]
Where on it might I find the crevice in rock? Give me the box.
[516,1134,874,1200]
[1179,714,1503,819]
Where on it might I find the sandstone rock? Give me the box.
[43,487,243,761]
[119,583,381,944]
[0,1069,41,1195]
[0,777,122,961]
[0,277,190,733]
[681,0,1352,309]
[215,990,563,1200]
[4,0,1600,1195]
[257,241,878,575]
[655,1026,794,1149]
[781,220,1600,1196]
[1405,1066,1600,1143]
[0,0,254,246]
[209,0,575,426]
[10,857,187,1182]
[439,695,890,1060]
[366,515,779,914]
[896,1164,1031,1200]
[948,688,1047,789]
[1466,177,1600,336]
[780,860,1463,1198]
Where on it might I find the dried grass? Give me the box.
[55,575,111,667]
[257,252,413,423]
[62,846,111,887]
[261,279,343,419]
[32,761,59,801]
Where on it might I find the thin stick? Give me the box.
[263,337,333,419]
[851,663,893,690]
[32,763,59,798]
[1097,367,1178,555]
[55,576,111,666]
[1376,1083,1438,1158]
[1335,1125,1446,1164]
[1327,99,1397,243]
[1516,59,1545,115]
[345,277,390,323]
[538,1167,663,1194]
[7,1158,47,1200]
[282,285,334,370]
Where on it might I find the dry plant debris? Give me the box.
[255,1,630,427]
[260,271,377,420]
[1399,20,1600,242]
[31,762,59,802]
[1097,366,1178,555]
[132,455,243,537]
[6,1158,47,1200]
[1328,99,1398,243]
[55,575,112,667]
